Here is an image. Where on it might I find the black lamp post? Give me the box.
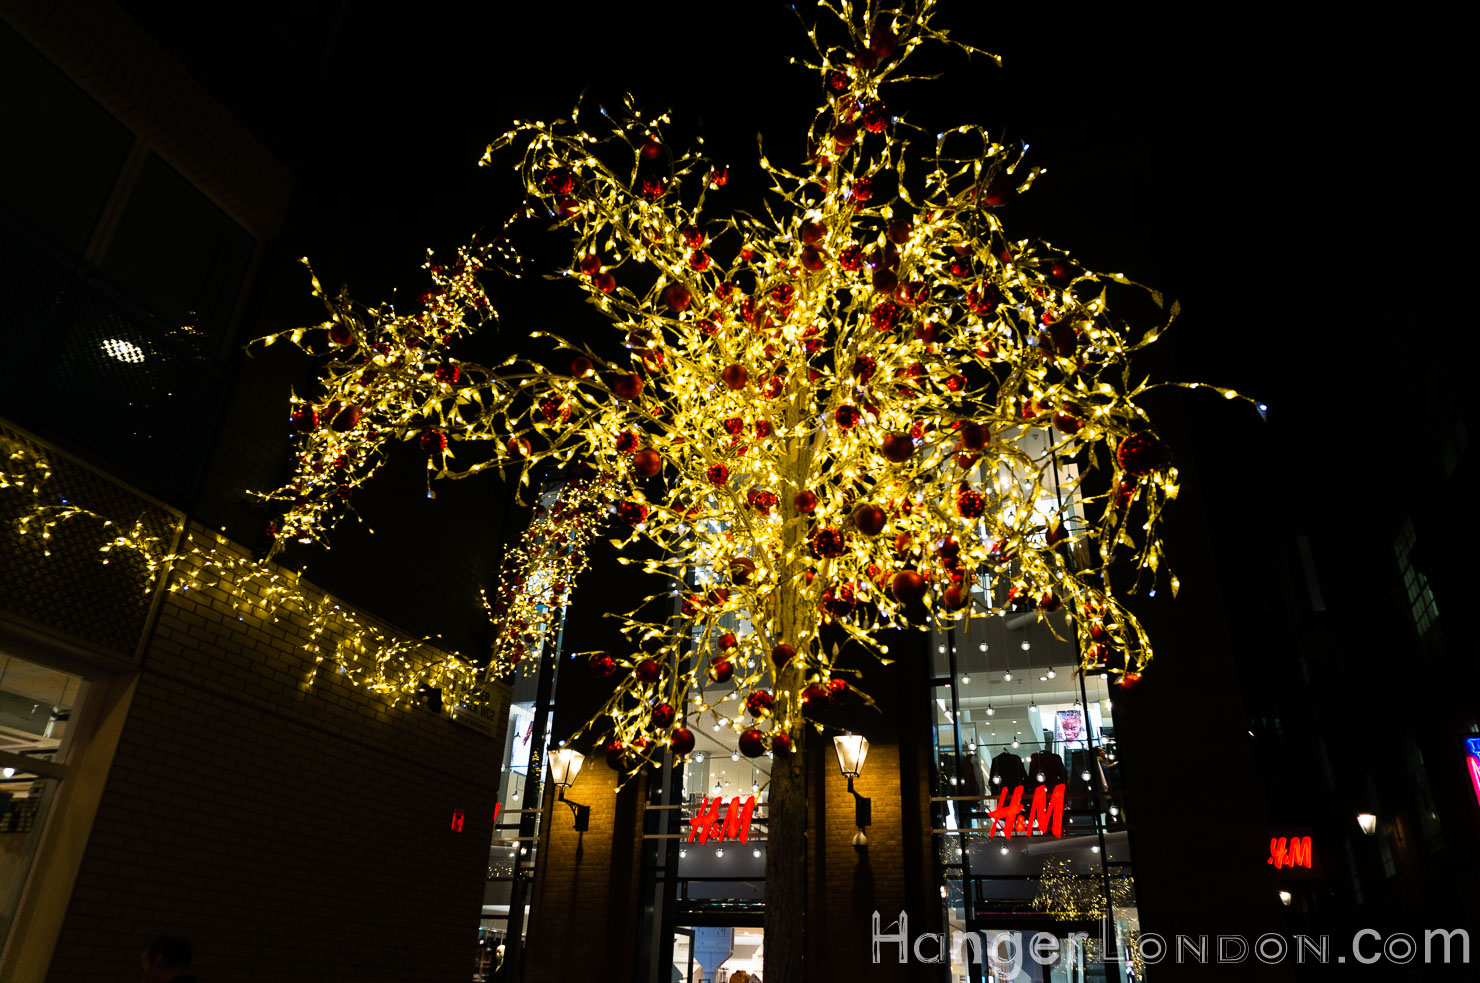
[549,747,590,831]
[833,733,872,849]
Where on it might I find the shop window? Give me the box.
[97,154,254,348]
[1403,737,1442,850]
[0,23,133,254]
[0,654,83,947]
[1393,518,1438,638]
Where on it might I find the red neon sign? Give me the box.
[984,784,1066,838]
[688,795,757,844]
[1267,836,1312,870]
[450,809,465,833]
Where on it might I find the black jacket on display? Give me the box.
[988,751,1028,791]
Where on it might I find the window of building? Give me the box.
[1394,518,1438,638]
[0,22,133,255]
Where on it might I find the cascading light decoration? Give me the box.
[255,0,1246,777]
[2,437,487,713]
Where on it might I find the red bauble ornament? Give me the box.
[709,658,734,684]
[589,652,617,678]
[887,219,913,244]
[419,430,447,455]
[802,682,829,706]
[328,402,360,432]
[1040,592,1062,612]
[570,355,593,377]
[739,728,767,758]
[1051,260,1073,280]
[612,373,644,400]
[913,321,938,343]
[707,464,730,486]
[957,489,986,518]
[881,432,913,463]
[853,503,886,536]
[959,422,989,450]
[632,448,662,478]
[730,557,757,585]
[945,374,966,392]
[872,267,899,293]
[1053,410,1083,434]
[811,526,847,558]
[870,25,899,58]
[834,404,861,430]
[941,583,968,611]
[591,271,617,293]
[719,631,737,650]
[746,690,775,717]
[871,300,903,331]
[615,431,639,454]
[651,703,676,728]
[891,569,927,605]
[328,322,354,346]
[800,245,825,272]
[861,100,889,132]
[544,167,576,195]
[801,220,826,244]
[671,727,696,755]
[507,436,531,458]
[771,731,793,756]
[433,362,460,386]
[771,643,796,668]
[827,678,849,703]
[721,363,750,390]
[663,283,692,311]
[605,740,629,771]
[793,490,819,513]
[616,501,648,525]
[578,253,602,275]
[1116,432,1165,475]
[838,242,864,271]
[852,177,874,202]
[711,165,729,188]
[636,172,665,201]
[635,658,661,683]
[833,122,858,147]
[753,420,773,439]
[290,406,318,432]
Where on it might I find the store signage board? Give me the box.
[1267,836,1312,870]
[983,784,1066,838]
[688,794,757,844]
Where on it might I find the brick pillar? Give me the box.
[521,759,645,983]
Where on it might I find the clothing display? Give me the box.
[988,750,1028,790]
[1069,748,1109,795]
[1027,750,1068,789]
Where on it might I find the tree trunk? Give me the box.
[763,657,806,980]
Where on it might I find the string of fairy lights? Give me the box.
[1,435,497,712]
[250,0,1249,773]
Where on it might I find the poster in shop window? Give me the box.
[1054,709,1088,749]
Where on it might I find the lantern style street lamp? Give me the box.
[833,733,872,849]
[1356,813,1378,836]
[549,747,590,831]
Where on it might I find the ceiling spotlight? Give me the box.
[1039,674,1048,682]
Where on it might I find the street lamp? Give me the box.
[1356,813,1378,836]
[833,733,872,850]
[549,747,590,831]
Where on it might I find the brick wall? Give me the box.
[44,526,509,983]
[520,758,646,983]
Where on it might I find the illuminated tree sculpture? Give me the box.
[255,2,1240,974]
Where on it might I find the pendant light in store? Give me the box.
[1047,668,1056,679]
[985,704,996,716]
[961,673,970,685]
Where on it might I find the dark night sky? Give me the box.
[115,1,1468,649]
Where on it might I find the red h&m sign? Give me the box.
[688,795,757,844]
[983,784,1066,838]
[1268,836,1313,870]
